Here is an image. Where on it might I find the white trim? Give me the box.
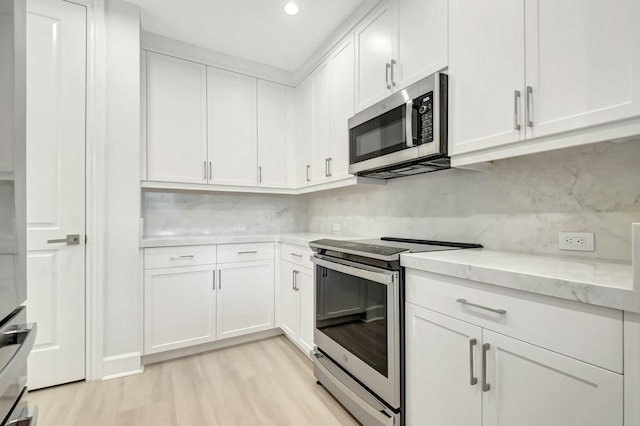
[102,352,143,380]
[624,312,640,426]
[83,0,107,381]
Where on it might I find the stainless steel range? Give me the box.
[310,237,481,426]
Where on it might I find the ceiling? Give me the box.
[128,0,374,72]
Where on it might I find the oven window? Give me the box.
[350,105,406,164]
[316,266,388,377]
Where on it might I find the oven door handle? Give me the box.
[0,322,37,395]
[311,256,395,286]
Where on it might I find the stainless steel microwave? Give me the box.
[348,72,449,179]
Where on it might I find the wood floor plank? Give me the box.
[29,336,360,426]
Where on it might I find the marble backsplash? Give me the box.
[141,140,640,262]
[142,190,307,236]
[302,141,640,262]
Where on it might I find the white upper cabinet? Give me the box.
[449,0,526,155]
[311,61,332,184]
[207,67,257,187]
[329,36,355,181]
[450,0,640,161]
[257,80,287,188]
[525,0,640,139]
[146,52,208,183]
[355,1,397,111]
[355,0,448,112]
[295,76,313,187]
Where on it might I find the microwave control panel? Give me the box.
[416,92,433,144]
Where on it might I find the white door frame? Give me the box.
[63,0,107,381]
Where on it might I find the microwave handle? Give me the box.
[405,100,414,147]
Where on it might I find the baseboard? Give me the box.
[142,328,284,365]
[102,352,143,380]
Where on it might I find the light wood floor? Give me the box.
[29,336,360,426]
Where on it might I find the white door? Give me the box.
[296,267,314,355]
[279,261,299,339]
[217,261,274,339]
[449,0,526,154]
[146,52,208,183]
[355,1,397,111]
[482,330,623,426]
[208,67,257,187]
[525,0,640,140]
[295,77,313,187]
[329,36,355,181]
[257,80,287,188]
[311,61,332,183]
[144,266,216,354]
[25,0,86,390]
[405,303,482,426]
[395,0,448,88]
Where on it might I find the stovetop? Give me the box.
[310,237,482,262]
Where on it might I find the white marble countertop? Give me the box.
[401,249,640,313]
[140,232,358,248]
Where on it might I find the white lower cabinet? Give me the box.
[280,260,314,355]
[405,270,624,426]
[144,265,216,354]
[216,260,275,340]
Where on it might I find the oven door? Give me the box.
[312,255,400,409]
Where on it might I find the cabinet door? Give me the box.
[295,77,313,187]
[279,262,300,339]
[449,0,525,155]
[405,303,482,426]
[217,261,274,339]
[525,0,640,140]
[396,0,448,88]
[329,36,355,181]
[355,1,397,111]
[311,61,332,183]
[482,330,623,426]
[257,80,287,188]
[146,52,207,183]
[208,67,257,187]
[297,267,314,355]
[144,265,215,354]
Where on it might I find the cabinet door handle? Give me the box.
[526,85,533,127]
[218,269,221,290]
[390,59,397,87]
[306,165,310,182]
[238,250,257,255]
[209,161,212,180]
[213,270,216,290]
[293,270,299,291]
[456,298,506,315]
[327,158,332,177]
[290,253,302,258]
[258,166,262,184]
[514,90,521,131]
[469,338,478,386]
[385,62,391,89]
[292,270,296,290]
[482,343,491,392]
[204,161,207,180]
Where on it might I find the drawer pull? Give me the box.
[290,253,303,258]
[469,338,478,386]
[238,251,258,255]
[482,343,491,392]
[456,298,506,315]
[170,255,195,260]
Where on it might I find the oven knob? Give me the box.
[342,354,348,363]
[419,105,428,114]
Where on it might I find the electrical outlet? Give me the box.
[558,232,595,252]
[233,223,246,231]
[332,223,341,233]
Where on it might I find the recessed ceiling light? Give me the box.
[284,2,299,15]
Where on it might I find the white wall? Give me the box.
[303,140,640,261]
[102,0,141,373]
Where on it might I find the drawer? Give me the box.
[280,243,314,269]
[217,242,274,263]
[144,245,217,269]
[406,269,623,373]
